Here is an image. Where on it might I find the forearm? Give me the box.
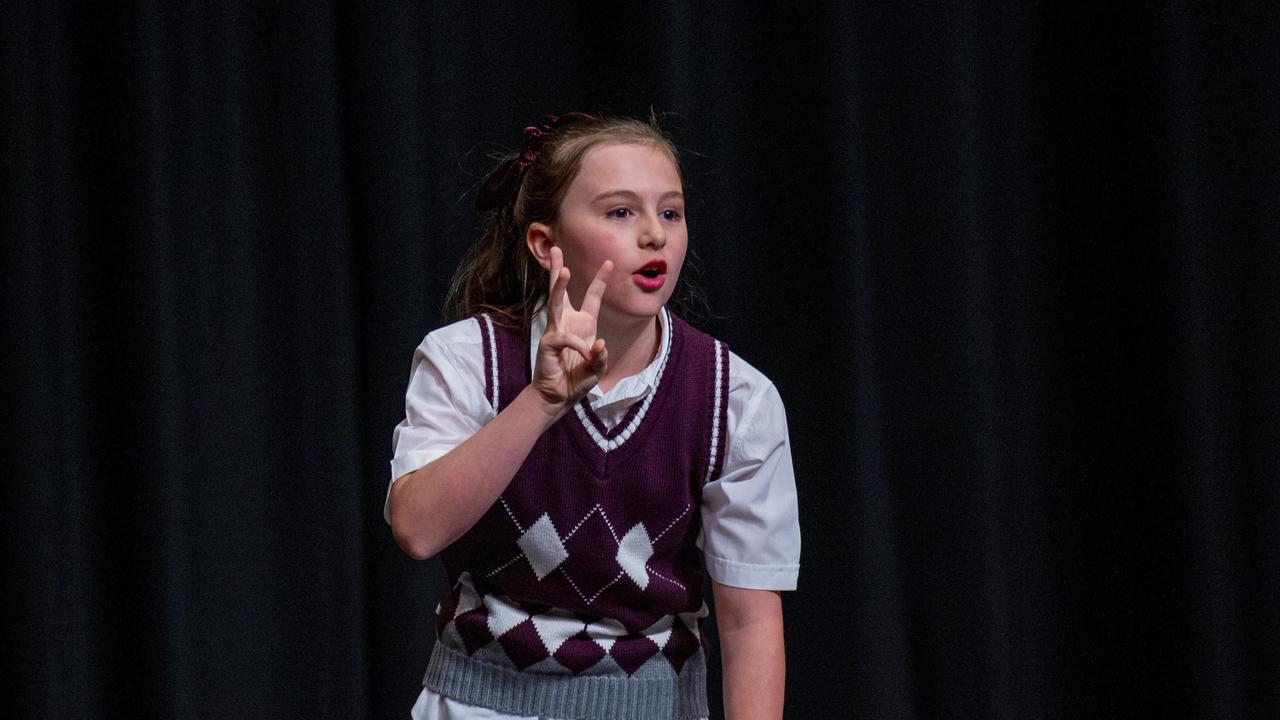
[389,385,563,559]
[714,583,786,720]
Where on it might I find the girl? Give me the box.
[386,113,800,720]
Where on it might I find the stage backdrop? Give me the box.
[4,2,1277,718]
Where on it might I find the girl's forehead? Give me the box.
[572,142,682,190]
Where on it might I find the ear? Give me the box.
[525,222,555,270]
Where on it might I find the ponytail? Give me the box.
[444,202,544,328]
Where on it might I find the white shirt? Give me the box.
[387,309,800,719]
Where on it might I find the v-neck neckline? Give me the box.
[568,307,674,455]
[528,307,670,421]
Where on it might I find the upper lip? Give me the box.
[635,259,667,275]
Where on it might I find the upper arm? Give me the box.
[700,353,801,590]
[384,319,494,522]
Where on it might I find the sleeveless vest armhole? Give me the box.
[704,339,731,485]
[477,313,499,411]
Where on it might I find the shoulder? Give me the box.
[400,316,494,424]
[726,348,775,399]
[666,310,786,443]
[725,348,786,441]
[420,315,484,351]
[664,310,784,425]
[414,315,490,366]
[407,316,488,391]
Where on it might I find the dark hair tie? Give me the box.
[475,112,593,212]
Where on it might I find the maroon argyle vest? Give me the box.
[433,307,730,682]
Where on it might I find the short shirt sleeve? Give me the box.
[385,318,496,523]
[699,352,801,590]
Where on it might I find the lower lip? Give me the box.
[633,273,666,290]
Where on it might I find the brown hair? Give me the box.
[445,113,684,329]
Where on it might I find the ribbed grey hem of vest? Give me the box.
[422,642,709,720]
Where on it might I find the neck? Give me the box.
[594,309,661,394]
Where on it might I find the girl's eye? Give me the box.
[608,208,633,219]
[662,209,683,221]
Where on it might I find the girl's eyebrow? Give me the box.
[591,190,685,203]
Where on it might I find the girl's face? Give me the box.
[539,142,687,324]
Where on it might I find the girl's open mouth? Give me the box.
[633,260,667,290]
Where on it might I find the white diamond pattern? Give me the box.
[586,616,628,653]
[530,613,586,655]
[446,575,701,676]
[517,513,569,580]
[640,614,674,650]
[488,503,691,605]
[616,524,655,590]
[485,592,529,638]
[454,572,482,617]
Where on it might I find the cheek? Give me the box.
[591,234,625,277]
[563,230,616,264]
[596,233,621,257]
[668,245,688,279]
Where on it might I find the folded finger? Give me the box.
[542,329,594,360]
[589,340,608,370]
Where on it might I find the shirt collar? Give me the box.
[527,305,671,406]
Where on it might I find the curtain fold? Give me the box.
[4,2,1276,718]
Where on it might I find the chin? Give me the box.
[604,297,668,323]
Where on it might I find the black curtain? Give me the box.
[5,2,1277,718]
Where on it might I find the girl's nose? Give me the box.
[640,214,666,249]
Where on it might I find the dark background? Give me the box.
[4,2,1278,718]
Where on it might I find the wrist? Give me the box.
[516,384,572,426]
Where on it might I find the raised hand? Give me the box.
[531,246,612,409]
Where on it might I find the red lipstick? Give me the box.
[633,259,667,291]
